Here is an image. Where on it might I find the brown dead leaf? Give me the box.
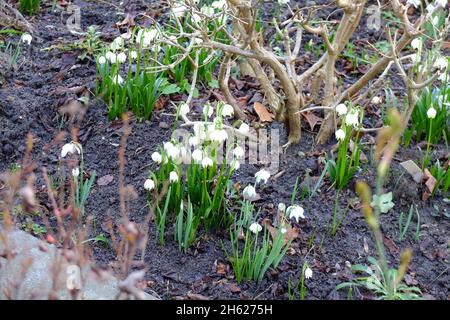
[263,219,299,246]
[97,174,114,186]
[215,261,228,276]
[227,283,241,293]
[237,96,250,109]
[301,112,322,131]
[154,96,167,110]
[383,236,399,256]
[116,13,135,28]
[254,102,275,122]
[423,169,437,193]
[58,99,84,117]
[187,293,210,300]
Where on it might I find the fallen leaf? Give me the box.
[403,273,418,286]
[363,237,369,253]
[263,219,299,246]
[254,102,275,122]
[237,96,250,109]
[116,13,135,28]
[187,293,210,300]
[97,174,114,186]
[301,112,322,131]
[215,261,228,276]
[227,283,241,293]
[383,236,399,256]
[154,96,167,110]
[423,169,437,193]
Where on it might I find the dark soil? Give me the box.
[0,0,448,300]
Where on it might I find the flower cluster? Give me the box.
[334,103,362,142]
[144,101,251,231]
[243,169,306,235]
[170,0,229,24]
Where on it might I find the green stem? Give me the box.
[422,119,433,171]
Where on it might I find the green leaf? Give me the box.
[371,192,395,213]
[208,79,219,89]
[161,83,180,95]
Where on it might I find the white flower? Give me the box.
[287,205,305,223]
[304,267,313,279]
[163,141,174,152]
[130,51,138,60]
[112,74,124,85]
[411,38,421,50]
[280,227,287,234]
[166,145,179,160]
[410,52,421,65]
[335,104,348,116]
[189,136,200,147]
[345,110,359,127]
[278,0,290,4]
[435,0,447,9]
[72,167,80,178]
[233,146,245,159]
[210,129,228,143]
[203,105,214,118]
[249,222,262,234]
[151,152,162,164]
[243,185,257,201]
[426,3,436,13]
[238,123,250,134]
[221,104,234,117]
[434,57,448,71]
[406,0,421,8]
[117,52,127,63]
[201,6,215,17]
[144,179,155,191]
[21,33,32,45]
[192,13,202,24]
[201,157,213,168]
[427,107,437,119]
[164,141,179,159]
[335,129,346,141]
[179,146,188,159]
[232,160,240,170]
[136,29,158,47]
[193,123,207,141]
[98,56,106,65]
[371,96,382,105]
[171,2,187,18]
[61,142,81,158]
[111,37,124,51]
[255,169,270,184]
[169,171,179,183]
[193,37,203,45]
[211,0,227,9]
[191,149,203,163]
[278,203,286,212]
[105,51,117,63]
[179,103,190,117]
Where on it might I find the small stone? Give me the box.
[297,151,306,157]
[159,122,169,129]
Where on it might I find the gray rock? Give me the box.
[0,228,158,300]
